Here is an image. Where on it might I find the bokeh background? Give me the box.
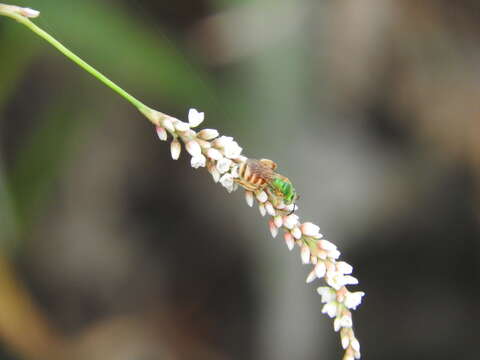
[1,0,479,359]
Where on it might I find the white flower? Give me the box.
[256,191,268,203]
[273,215,283,228]
[245,191,254,207]
[174,120,190,132]
[344,291,365,310]
[329,249,341,260]
[155,126,167,141]
[224,141,243,159]
[334,318,342,332]
[219,173,234,192]
[208,163,220,182]
[170,139,181,160]
[188,108,204,127]
[291,227,302,240]
[216,157,232,174]
[198,128,219,140]
[317,286,337,303]
[186,140,202,157]
[284,232,295,251]
[342,275,359,286]
[212,135,234,148]
[300,222,320,237]
[206,148,223,160]
[265,202,276,216]
[300,244,311,264]
[190,154,206,169]
[319,239,337,252]
[230,165,239,178]
[338,315,353,328]
[268,220,278,238]
[321,301,338,318]
[283,214,299,229]
[258,203,266,216]
[341,333,350,350]
[327,273,347,290]
[306,270,316,283]
[163,118,175,132]
[314,262,326,278]
[351,338,360,353]
[337,261,353,275]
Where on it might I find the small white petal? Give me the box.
[230,165,239,178]
[283,214,299,229]
[268,220,278,238]
[321,301,338,318]
[329,249,341,260]
[306,270,317,283]
[343,275,359,285]
[197,128,219,140]
[319,239,337,252]
[245,191,254,207]
[188,108,204,127]
[170,140,181,160]
[186,140,202,157]
[256,191,268,203]
[174,120,190,132]
[317,286,337,303]
[334,318,341,332]
[265,202,276,216]
[300,244,311,264]
[314,262,326,278]
[337,261,353,275]
[190,154,206,169]
[292,227,302,240]
[196,139,211,149]
[163,118,175,133]
[300,222,320,237]
[212,135,233,148]
[339,315,353,328]
[223,140,242,159]
[273,215,283,228]
[219,173,234,190]
[351,338,360,353]
[341,335,350,350]
[258,204,266,217]
[284,233,295,251]
[206,148,223,160]
[155,126,168,141]
[216,157,232,174]
[311,256,318,265]
[344,291,365,310]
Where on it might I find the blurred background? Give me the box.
[1,0,479,359]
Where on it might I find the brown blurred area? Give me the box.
[0,1,479,360]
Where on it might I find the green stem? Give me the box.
[0,4,155,117]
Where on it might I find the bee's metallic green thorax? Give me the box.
[271,177,297,205]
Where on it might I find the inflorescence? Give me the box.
[153,108,364,360]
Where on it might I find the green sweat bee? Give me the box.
[235,158,298,211]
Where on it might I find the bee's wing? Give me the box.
[259,158,277,170]
[248,159,276,181]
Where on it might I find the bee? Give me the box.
[236,158,298,211]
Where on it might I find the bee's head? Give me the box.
[272,177,298,205]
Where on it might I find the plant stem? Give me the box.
[0,4,156,118]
